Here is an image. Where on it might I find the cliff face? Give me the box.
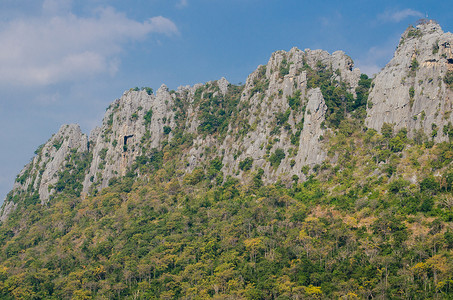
[2,21,453,221]
[1,124,87,221]
[218,48,359,185]
[77,46,360,195]
[81,86,177,195]
[366,21,453,140]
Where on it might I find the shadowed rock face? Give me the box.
[2,21,453,221]
[366,21,453,141]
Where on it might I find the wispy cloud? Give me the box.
[42,0,72,15]
[356,43,396,77]
[176,0,188,9]
[319,11,342,27]
[35,92,61,106]
[0,3,179,86]
[378,8,423,23]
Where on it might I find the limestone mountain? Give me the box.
[1,20,453,299]
[1,20,452,221]
[0,125,88,222]
[366,20,453,140]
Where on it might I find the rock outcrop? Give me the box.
[366,20,453,140]
[0,124,88,215]
[81,85,176,195]
[77,46,361,194]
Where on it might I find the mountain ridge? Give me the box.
[0,20,453,299]
[1,20,452,221]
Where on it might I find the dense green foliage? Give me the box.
[54,150,92,197]
[303,61,369,127]
[239,157,254,172]
[131,87,153,95]
[445,71,453,90]
[2,60,453,299]
[143,109,153,126]
[354,74,372,110]
[287,90,302,110]
[1,120,453,299]
[1,122,453,299]
[196,83,244,136]
[269,149,286,167]
[279,58,291,78]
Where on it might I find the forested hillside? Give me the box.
[1,121,453,299]
[0,19,453,299]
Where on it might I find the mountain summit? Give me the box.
[366,20,453,137]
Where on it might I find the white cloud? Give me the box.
[378,8,423,23]
[0,4,179,86]
[42,0,72,15]
[176,0,188,9]
[148,16,180,35]
[35,92,61,106]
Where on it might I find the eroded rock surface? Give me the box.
[366,21,453,140]
[1,124,87,212]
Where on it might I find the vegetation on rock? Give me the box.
[1,121,453,299]
[2,21,453,299]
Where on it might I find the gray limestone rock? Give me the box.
[0,124,88,221]
[217,77,230,95]
[1,44,363,222]
[0,201,17,223]
[297,88,328,169]
[217,47,359,183]
[82,86,176,194]
[366,21,453,141]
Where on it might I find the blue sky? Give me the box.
[0,0,452,203]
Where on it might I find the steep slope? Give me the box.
[0,115,452,299]
[72,48,362,196]
[366,20,453,141]
[0,124,88,221]
[81,85,176,195]
[218,48,360,185]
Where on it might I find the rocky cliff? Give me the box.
[2,20,453,221]
[0,124,88,221]
[78,46,360,195]
[366,20,453,141]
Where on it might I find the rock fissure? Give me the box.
[123,134,134,149]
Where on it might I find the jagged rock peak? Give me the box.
[259,46,361,96]
[366,19,453,140]
[157,84,169,94]
[29,124,88,202]
[217,77,230,95]
[400,20,442,42]
[8,22,452,222]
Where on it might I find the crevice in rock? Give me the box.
[123,135,134,152]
